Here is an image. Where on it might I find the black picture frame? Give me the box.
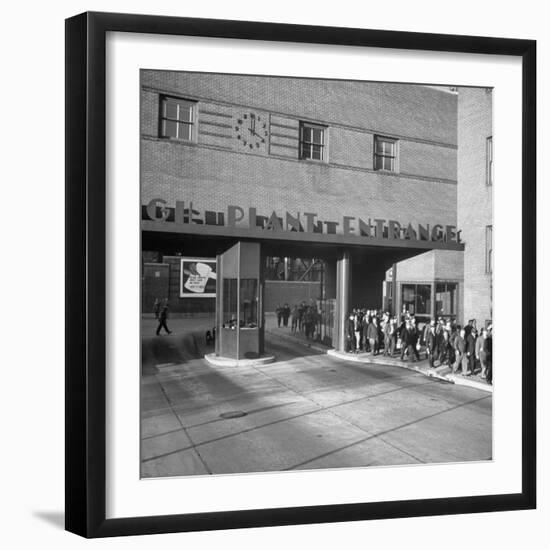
[65,11,536,538]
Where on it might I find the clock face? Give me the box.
[234,112,269,151]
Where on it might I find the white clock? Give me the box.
[234,112,269,151]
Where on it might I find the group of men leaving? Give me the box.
[424,318,492,382]
[276,301,320,340]
[346,309,493,384]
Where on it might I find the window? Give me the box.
[374,136,398,172]
[401,283,432,323]
[435,282,458,318]
[160,96,196,141]
[222,278,258,329]
[240,279,259,328]
[486,136,493,186]
[299,122,326,161]
[222,279,238,328]
[486,225,493,274]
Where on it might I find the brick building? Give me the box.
[389,87,492,327]
[457,88,493,326]
[140,71,490,356]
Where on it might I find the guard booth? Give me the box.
[215,241,265,360]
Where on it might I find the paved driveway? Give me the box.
[141,318,492,478]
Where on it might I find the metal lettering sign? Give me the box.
[145,199,462,245]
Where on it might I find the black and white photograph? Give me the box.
[140,71,494,478]
[2,0,544,546]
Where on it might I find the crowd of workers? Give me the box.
[345,309,493,383]
[275,301,320,340]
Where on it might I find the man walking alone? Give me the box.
[156,299,172,335]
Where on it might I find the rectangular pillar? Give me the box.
[334,251,351,352]
[391,262,398,316]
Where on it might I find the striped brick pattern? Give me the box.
[269,114,299,159]
[198,103,233,149]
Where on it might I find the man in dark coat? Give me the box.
[298,301,306,331]
[346,314,355,352]
[352,311,363,352]
[367,317,379,356]
[399,319,409,360]
[291,305,299,332]
[426,322,437,368]
[275,304,283,328]
[484,325,493,384]
[155,299,171,335]
[407,320,420,362]
[303,306,315,340]
[465,328,477,375]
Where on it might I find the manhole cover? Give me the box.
[219,411,248,419]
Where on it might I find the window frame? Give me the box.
[299,121,328,162]
[435,281,459,318]
[159,95,197,142]
[486,225,493,274]
[486,136,494,186]
[373,135,399,173]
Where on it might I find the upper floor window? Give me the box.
[299,122,326,161]
[159,96,196,141]
[486,136,493,186]
[374,136,398,172]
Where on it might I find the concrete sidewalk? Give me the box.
[141,319,492,478]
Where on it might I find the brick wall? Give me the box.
[141,73,459,231]
[141,71,457,145]
[457,88,493,325]
[264,281,321,311]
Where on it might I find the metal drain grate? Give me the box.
[219,411,248,419]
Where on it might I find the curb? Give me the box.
[204,353,276,367]
[446,373,493,393]
[327,349,492,392]
[265,328,329,355]
[327,349,451,384]
[265,329,493,393]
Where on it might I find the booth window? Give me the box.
[159,96,196,141]
[299,122,326,161]
[374,136,398,172]
[222,279,238,328]
[486,136,493,186]
[240,279,258,328]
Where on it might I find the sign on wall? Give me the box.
[180,258,217,298]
